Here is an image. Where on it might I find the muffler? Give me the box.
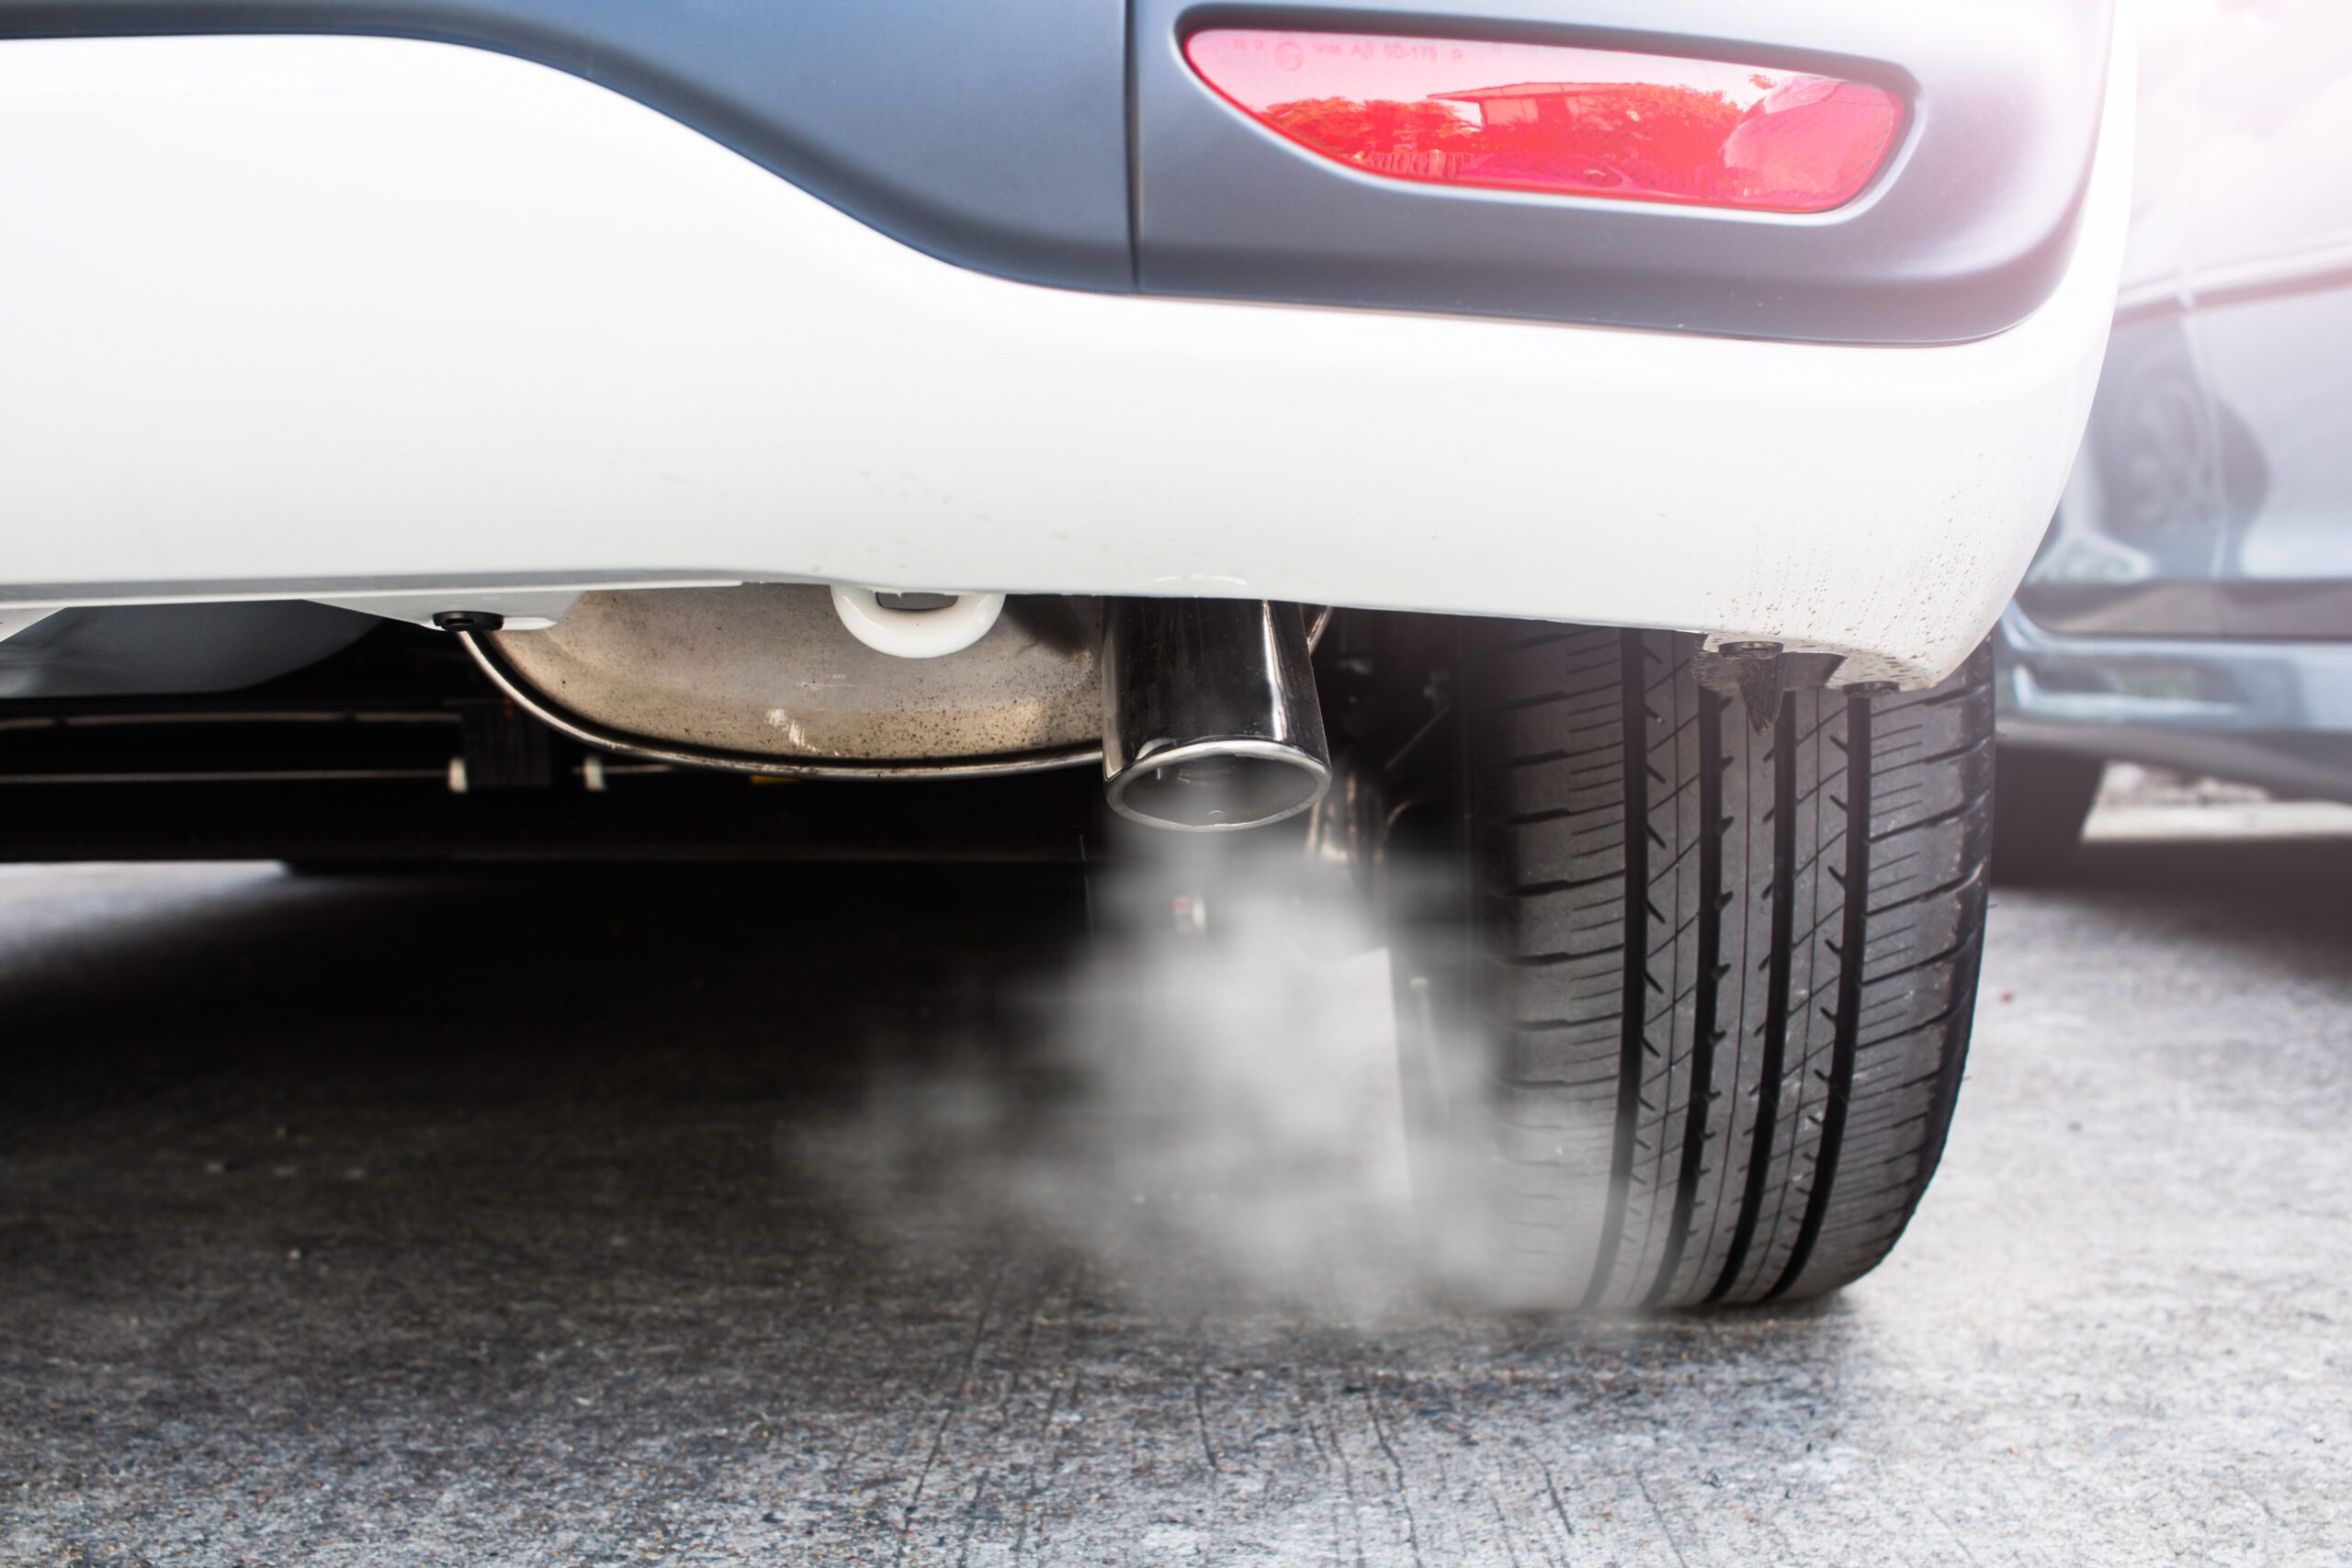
[1101,598,1330,831]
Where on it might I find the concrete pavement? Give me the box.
[1,822,2346,1565]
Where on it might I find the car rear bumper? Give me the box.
[0,24,2132,689]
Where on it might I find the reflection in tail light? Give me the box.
[1184,30,1903,215]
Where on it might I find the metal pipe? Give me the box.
[1100,598,1330,831]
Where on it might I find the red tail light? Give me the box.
[1184,30,1902,215]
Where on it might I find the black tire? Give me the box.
[1397,627,1992,1311]
[1988,747,2102,885]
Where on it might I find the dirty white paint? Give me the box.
[0,25,2131,685]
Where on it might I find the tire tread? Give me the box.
[1461,628,1990,1309]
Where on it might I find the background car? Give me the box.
[1996,0,2352,877]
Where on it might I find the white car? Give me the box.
[0,1,2132,1310]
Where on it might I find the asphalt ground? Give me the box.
[2,805,2348,1565]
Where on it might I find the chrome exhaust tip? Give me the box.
[1101,598,1331,832]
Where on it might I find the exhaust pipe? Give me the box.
[1101,598,1331,831]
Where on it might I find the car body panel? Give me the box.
[0,0,1136,293]
[0,29,2130,689]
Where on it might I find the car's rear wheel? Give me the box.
[1391,627,1993,1311]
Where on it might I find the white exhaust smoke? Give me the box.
[787,825,1611,1320]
